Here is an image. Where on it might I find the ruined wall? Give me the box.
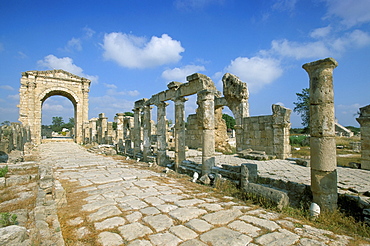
[357,104,370,170]
[186,108,231,153]
[241,104,291,159]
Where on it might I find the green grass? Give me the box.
[0,165,8,178]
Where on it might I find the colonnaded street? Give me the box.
[35,142,368,245]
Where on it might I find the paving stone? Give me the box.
[297,238,327,246]
[81,199,116,212]
[134,180,157,187]
[158,194,185,202]
[174,198,205,207]
[67,217,84,226]
[140,206,160,215]
[197,203,223,211]
[97,231,125,246]
[200,227,252,246]
[156,204,178,213]
[143,214,173,232]
[228,220,261,237]
[179,239,207,246]
[126,211,143,223]
[276,219,296,229]
[124,199,148,209]
[127,239,152,246]
[255,229,300,245]
[170,225,198,240]
[118,222,153,241]
[87,205,122,222]
[149,232,182,246]
[202,208,242,225]
[169,207,207,222]
[94,216,126,230]
[239,215,281,231]
[185,219,213,232]
[144,196,165,206]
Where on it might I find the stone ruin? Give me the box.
[82,73,292,172]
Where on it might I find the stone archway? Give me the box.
[18,70,90,144]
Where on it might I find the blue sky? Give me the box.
[0,0,369,127]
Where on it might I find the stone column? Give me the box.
[143,105,152,162]
[356,105,370,170]
[197,90,216,175]
[89,118,98,143]
[98,113,108,144]
[133,108,142,158]
[173,97,188,171]
[116,113,125,151]
[156,102,169,166]
[303,57,338,211]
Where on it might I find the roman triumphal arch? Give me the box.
[18,70,90,144]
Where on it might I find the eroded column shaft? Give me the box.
[174,97,187,171]
[197,90,216,175]
[303,57,338,211]
[156,102,168,166]
[133,108,142,158]
[356,105,370,170]
[143,106,152,162]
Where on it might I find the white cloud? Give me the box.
[331,29,370,52]
[272,0,297,12]
[65,37,82,52]
[90,95,135,117]
[7,94,19,100]
[102,33,184,68]
[266,39,331,59]
[83,27,95,39]
[226,56,283,93]
[42,103,65,112]
[104,83,118,89]
[106,88,140,97]
[174,0,224,10]
[324,0,370,27]
[38,54,99,83]
[310,26,332,39]
[162,65,206,82]
[0,85,14,90]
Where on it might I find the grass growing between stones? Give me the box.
[57,180,99,245]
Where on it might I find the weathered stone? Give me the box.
[243,183,289,210]
[169,207,207,222]
[0,225,28,245]
[202,209,242,225]
[239,215,281,231]
[118,222,153,241]
[94,217,126,231]
[87,205,122,222]
[169,225,198,240]
[200,227,252,246]
[255,229,300,245]
[97,231,125,246]
[143,214,173,232]
[186,219,213,232]
[149,232,182,246]
[228,220,261,237]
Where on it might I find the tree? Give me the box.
[51,116,64,132]
[124,112,134,117]
[1,121,10,126]
[222,114,236,131]
[293,88,310,132]
[61,117,74,131]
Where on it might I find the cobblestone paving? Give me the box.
[185,150,370,195]
[40,143,369,245]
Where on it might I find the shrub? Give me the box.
[0,165,8,178]
[290,135,309,146]
[0,212,17,227]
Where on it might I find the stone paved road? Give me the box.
[40,142,368,245]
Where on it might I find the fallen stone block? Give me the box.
[243,183,289,210]
[0,225,28,245]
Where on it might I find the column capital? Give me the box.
[155,101,169,108]
[302,57,338,74]
[173,96,188,105]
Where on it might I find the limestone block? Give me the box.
[0,225,28,245]
[310,137,336,171]
[311,169,338,209]
[310,104,335,137]
[243,183,289,210]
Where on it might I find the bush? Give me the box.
[0,165,8,177]
[0,212,17,227]
[290,135,309,146]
